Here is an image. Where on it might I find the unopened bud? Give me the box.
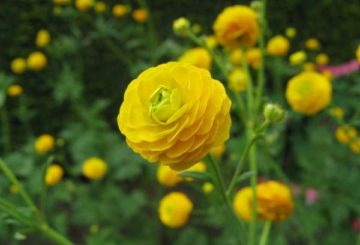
[264,103,285,123]
[173,17,190,37]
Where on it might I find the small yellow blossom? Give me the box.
[305,38,320,50]
[329,107,344,120]
[350,138,360,154]
[75,0,93,11]
[213,5,259,48]
[7,85,23,97]
[202,182,214,193]
[285,27,296,38]
[157,165,182,187]
[82,157,107,180]
[316,53,329,65]
[204,35,217,49]
[246,48,261,69]
[27,51,47,71]
[229,48,243,66]
[173,17,190,37]
[191,24,202,34]
[228,68,248,92]
[356,45,360,63]
[45,164,64,186]
[36,29,51,48]
[159,192,193,228]
[286,71,332,115]
[35,134,55,154]
[132,8,148,23]
[303,62,315,71]
[210,144,226,158]
[179,47,212,70]
[94,2,106,13]
[266,35,290,56]
[335,125,357,144]
[11,58,26,74]
[112,4,128,17]
[289,51,306,66]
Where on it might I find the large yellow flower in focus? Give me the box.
[286,72,332,115]
[117,62,231,171]
[178,48,212,70]
[157,165,182,187]
[266,35,290,56]
[213,5,259,48]
[159,192,193,228]
[27,51,47,71]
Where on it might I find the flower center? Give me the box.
[297,81,312,95]
[149,86,181,123]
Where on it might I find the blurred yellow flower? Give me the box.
[191,24,202,34]
[132,8,148,23]
[202,182,214,193]
[228,68,248,92]
[159,192,193,228]
[112,4,128,17]
[233,181,294,222]
[35,134,55,154]
[27,51,47,71]
[53,0,70,5]
[210,144,226,158]
[75,0,93,11]
[11,58,26,74]
[266,35,290,56]
[303,62,315,71]
[329,107,344,120]
[213,5,258,48]
[157,165,182,187]
[117,62,231,171]
[204,35,217,49]
[179,47,212,70]
[94,2,106,13]
[350,138,360,154]
[246,48,261,69]
[186,161,206,173]
[229,48,243,66]
[36,29,51,48]
[357,45,360,63]
[286,72,332,115]
[173,17,190,37]
[285,27,296,38]
[9,184,19,194]
[316,53,329,65]
[82,157,107,180]
[335,125,357,144]
[7,85,23,97]
[45,164,64,186]
[305,38,320,50]
[289,51,306,66]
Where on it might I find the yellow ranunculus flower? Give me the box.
[7,85,23,97]
[316,53,329,65]
[157,165,182,187]
[159,192,193,228]
[335,125,357,144]
[94,2,106,13]
[233,181,294,222]
[45,164,64,186]
[204,35,217,49]
[329,106,344,120]
[246,48,261,69]
[350,138,360,154]
[36,29,51,48]
[132,8,148,23]
[289,51,306,66]
[213,5,259,48]
[82,157,107,180]
[210,144,225,158]
[179,48,212,70]
[305,38,320,50]
[357,45,360,63]
[285,27,296,38]
[53,0,70,5]
[229,48,243,66]
[27,51,47,71]
[35,134,55,154]
[11,58,26,74]
[266,35,290,56]
[228,68,247,92]
[117,62,231,171]
[112,4,128,17]
[286,72,332,115]
[75,0,93,11]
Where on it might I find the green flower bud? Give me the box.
[263,103,285,123]
[173,17,190,37]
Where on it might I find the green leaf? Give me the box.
[178,171,212,182]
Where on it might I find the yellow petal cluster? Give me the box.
[36,29,51,48]
[210,144,226,158]
[285,27,296,38]
[229,48,243,66]
[75,0,93,12]
[286,72,332,115]
[112,4,129,18]
[305,38,320,50]
[157,165,182,187]
[27,51,47,71]
[11,58,26,74]
[350,138,360,154]
[289,51,306,66]
[335,125,357,144]
[266,35,290,56]
[329,107,344,120]
[82,157,107,180]
[213,5,259,48]
[228,68,247,92]
[316,53,329,65]
[132,8,148,23]
[7,85,23,97]
[159,192,193,228]
[45,164,64,186]
[118,62,231,171]
[35,134,55,154]
[233,181,294,222]
[246,48,261,69]
[94,2,107,14]
[179,48,212,70]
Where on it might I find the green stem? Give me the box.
[259,221,272,245]
[39,224,74,245]
[241,46,255,118]
[1,105,11,154]
[40,155,54,216]
[0,198,33,226]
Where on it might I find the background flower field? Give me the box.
[0,0,360,244]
